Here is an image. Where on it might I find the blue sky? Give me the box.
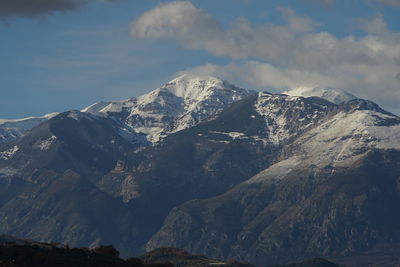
[1,0,399,118]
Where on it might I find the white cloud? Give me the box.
[131,1,319,60]
[131,1,225,54]
[132,1,400,115]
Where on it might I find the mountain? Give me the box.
[146,96,400,265]
[0,113,59,144]
[283,86,357,104]
[83,75,254,143]
[0,89,339,257]
[0,76,399,266]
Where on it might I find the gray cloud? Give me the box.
[0,0,120,19]
[132,1,400,115]
[0,0,85,18]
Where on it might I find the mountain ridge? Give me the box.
[1,76,366,146]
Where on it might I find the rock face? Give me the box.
[0,76,399,266]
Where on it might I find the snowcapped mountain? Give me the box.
[283,86,357,104]
[0,113,59,144]
[83,75,255,143]
[0,75,253,146]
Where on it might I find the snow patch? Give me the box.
[35,136,57,151]
[210,131,246,140]
[0,146,19,160]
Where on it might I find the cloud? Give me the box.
[131,1,318,60]
[178,61,338,91]
[0,0,85,18]
[131,1,227,56]
[132,1,400,114]
[0,0,120,19]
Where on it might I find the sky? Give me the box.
[0,0,399,119]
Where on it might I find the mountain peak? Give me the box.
[79,75,254,143]
[161,74,233,100]
[283,86,357,104]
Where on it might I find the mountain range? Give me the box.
[0,75,399,266]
